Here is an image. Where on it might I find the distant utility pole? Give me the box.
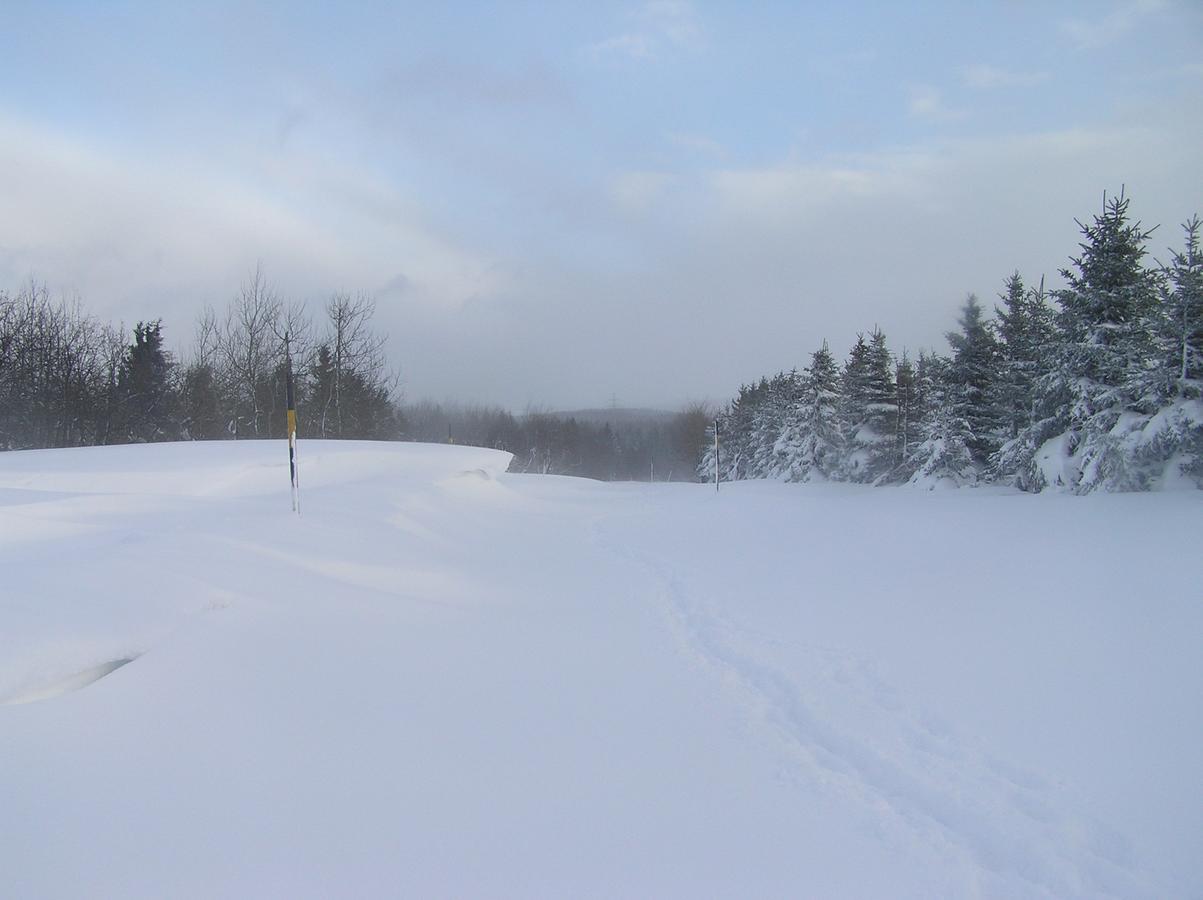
[713,419,720,492]
[285,332,301,515]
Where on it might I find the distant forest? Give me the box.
[0,266,710,480]
[703,191,1202,493]
[405,403,711,481]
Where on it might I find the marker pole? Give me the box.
[714,419,720,492]
[285,333,300,515]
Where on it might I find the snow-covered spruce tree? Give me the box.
[695,409,726,483]
[1141,216,1203,403]
[1127,216,1203,486]
[891,351,925,481]
[720,384,756,481]
[905,351,977,488]
[945,293,1002,468]
[838,334,870,481]
[893,351,920,476]
[774,341,844,481]
[734,377,771,479]
[991,276,1054,484]
[841,328,898,483]
[990,274,1057,480]
[752,370,804,479]
[769,392,806,481]
[1025,191,1165,491]
[697,379,767,482]
[1165,217,1203,390]
[865,328,901,481]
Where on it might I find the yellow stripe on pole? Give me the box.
[287,409,297,439]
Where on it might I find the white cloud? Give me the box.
[595,120,1202,396]
[1062,0,1166,49]
[588,32,656,61]
[666,131,727,159]
[808,48,878,79]
[700,128,1184,240]
[709,163,921,218]
[588,0,703,63]
[638,0,703,49]
[961,64,1048,89]
[908,85,965,121]
[0,112,506,341]
[610,171,675,215]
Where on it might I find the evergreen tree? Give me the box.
[1061,192,1164,489]
[696,415,722,483]
[736,378,772,479]
[1015,191,1165,491]
[1058,192,1161,397]
[1161,216,1203,397]
[991,273,1055,446]
[861,328,900,482]
[179,361,222,440]
[116,321,178,443]
[894,351,919,472]
[945,293,1001,465]
[690,191,1200,493]
[698,380,767,482]
[838,334,871,481]
[905,352,977,487]
[774,342,843,481]
[339,368,402,439]
[309,343,337,437]
[1127,216,1203,486]
[753,370,803,479]
[992,276,1062,488]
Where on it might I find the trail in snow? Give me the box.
[594,522,1146,898]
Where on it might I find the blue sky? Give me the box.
[2,1,1201,408]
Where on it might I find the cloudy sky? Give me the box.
[2,1,1201,410]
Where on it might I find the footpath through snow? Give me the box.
[0,440,1199,898]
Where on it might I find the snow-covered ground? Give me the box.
[1,440,1199,898]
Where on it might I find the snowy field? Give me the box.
[1,440,1200,898]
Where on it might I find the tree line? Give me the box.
[0,266,401,450]
[0,267,713,480]
[701,191,1202,492]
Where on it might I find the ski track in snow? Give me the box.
[593,518,1155,900]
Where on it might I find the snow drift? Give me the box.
[1,440,1199,898]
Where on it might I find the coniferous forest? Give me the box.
[701,192,1202,492]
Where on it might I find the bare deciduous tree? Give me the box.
[313,292,396,437]
[215,264,283,436]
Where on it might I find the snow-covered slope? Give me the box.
[1,441,1199,898]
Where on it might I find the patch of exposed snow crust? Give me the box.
[0,656,137,705]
